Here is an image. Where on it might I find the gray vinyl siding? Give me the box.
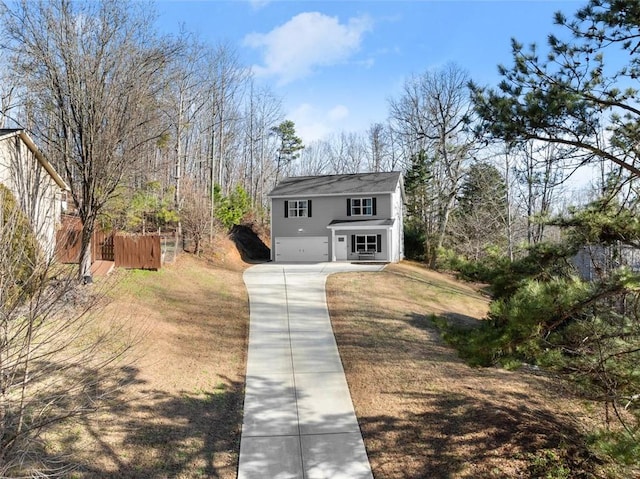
[271,193,393,258]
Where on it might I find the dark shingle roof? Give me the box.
[269,171,402,197]
[0,128,23,139]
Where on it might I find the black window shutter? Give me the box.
[376,234,382,253]
[308,200,312,217]
[347,198,351,216]
[372,197,377,215]
[284,200,289,218]
[351,235,356,253]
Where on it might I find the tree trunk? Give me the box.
[79,223,93,282]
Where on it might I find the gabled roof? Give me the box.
[269,171,402,198]
[0,128,69,191]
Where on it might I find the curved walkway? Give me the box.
[238,262,383,479]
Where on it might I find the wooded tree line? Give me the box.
[1,0,639,474]
[0,0,637,273]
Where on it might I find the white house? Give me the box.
[0,129,69,259]
[269,171,405,263]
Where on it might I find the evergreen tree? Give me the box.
[471,0,640,178]
[404,150,435,261]
[271,120,304,182]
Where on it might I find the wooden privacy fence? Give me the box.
[56,216,164,270]
[114,234,161,270]
[56,216,113,263]
[56,216,82,263]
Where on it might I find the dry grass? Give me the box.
[327,261,600,479]
[45,250,609,478]
[51,236,250,478]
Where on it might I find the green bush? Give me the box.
[432,316,503,367]
[588,430,640,468]
[403,223,426,261]
[435,246,509,283]
[525,449,572,479]
[489,242,577,300]
[0,183,42,307]
[214,184,251,230]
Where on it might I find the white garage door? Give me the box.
[275,236,329,262]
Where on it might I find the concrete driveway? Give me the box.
[238,262,384,479]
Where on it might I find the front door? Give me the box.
[335,235,348,261]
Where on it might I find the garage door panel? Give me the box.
[275,237,329,262]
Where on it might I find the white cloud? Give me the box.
[248,0,270,10]
[244,12,373,84]
[328,105,349,122]
[289,102,350,143]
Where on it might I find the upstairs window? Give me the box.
[284,199,312,218]
[347,197,376,216]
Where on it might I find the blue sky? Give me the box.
[156,0,583,144]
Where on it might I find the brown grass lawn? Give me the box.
[327,261,601,479]
[53,242,249,479]
[48,252,614,478]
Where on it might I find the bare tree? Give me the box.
[206,43,250,196]
[161,36,209,237]
[512,141,568,245]
[367,122,388,172]
[242,79,282,214]
[294,140,331,176]
[2,0,178,280]
[180,179,211,255]
[389,63,476,266]
[0,184,131,477]
[0,79,16,129]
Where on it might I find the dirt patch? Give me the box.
[327,261,599,479]
[54,253,250,478]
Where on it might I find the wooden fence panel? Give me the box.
[114,234,161,270]
[56,216,115,264]
[56,216,82,263]
[93,230,114,261]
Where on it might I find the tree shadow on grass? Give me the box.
[356,312,599,478]
[407,311,483,332]
[53,366,245,479]
[333,308,598,478]
[359,389,597,479]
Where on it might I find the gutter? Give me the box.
[18,131,70,191]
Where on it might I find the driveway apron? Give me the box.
[238,262,383,479]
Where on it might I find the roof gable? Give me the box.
[0,129,69,190]
[269,171,402,198]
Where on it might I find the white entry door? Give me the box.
[335,235,348,261]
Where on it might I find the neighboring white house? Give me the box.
[0,129,69,259]
[268,171,405,263]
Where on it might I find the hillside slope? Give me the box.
[328,261,598,479]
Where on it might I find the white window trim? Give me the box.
[351,197,373,216]
[355,234,377,252]
[288,199,308,218]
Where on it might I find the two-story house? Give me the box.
[268,171,405,263]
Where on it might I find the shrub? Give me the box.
[214,184,251,230]
[404,223,426,261]
[0,183,42,306]
[588,430,640,468]
[0,184,131,476]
